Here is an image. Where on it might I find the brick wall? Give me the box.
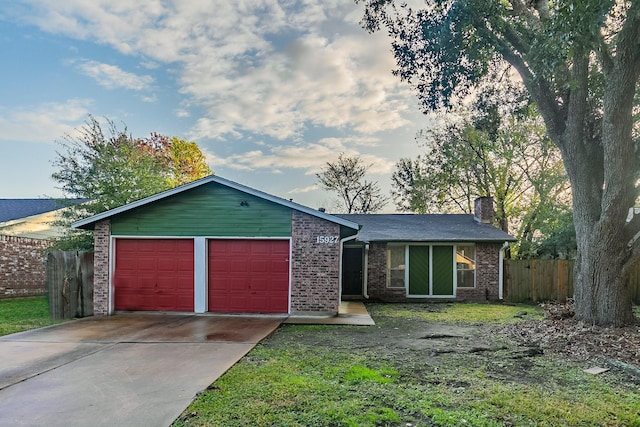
[290,211,341,314]
[93,220,111,315]
[366,241,503,302]
[457,243,502,301]
[0,235,50,299]
[366,242,406,302]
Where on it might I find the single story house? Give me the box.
[73,175,515,316]
[0,199,80,240]
[0,199,83,299]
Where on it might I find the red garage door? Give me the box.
[114,239,194,311]
[208,240,289,313]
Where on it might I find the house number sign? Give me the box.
[316,236,339,244]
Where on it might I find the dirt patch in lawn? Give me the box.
[264,303,640,386]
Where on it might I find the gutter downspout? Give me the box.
[499,241,509,300]
[363,242,370,299]
[339,233,360,303]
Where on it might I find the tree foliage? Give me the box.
[51,116,211,250]
[358,0,640,325]
[392,85,572,258]
[316,153,388,213]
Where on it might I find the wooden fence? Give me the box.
[46,251,94,319]
[504,259,640,304]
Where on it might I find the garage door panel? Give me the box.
[114,239,194,312]
[208,240,289,314]
[177,259,193,271]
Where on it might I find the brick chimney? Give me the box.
[474,196,495,224]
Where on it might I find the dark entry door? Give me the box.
[342,247,363,296]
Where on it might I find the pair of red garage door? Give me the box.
[113,239,289,313]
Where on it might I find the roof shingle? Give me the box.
[336,214,516,242]
[0,199,86,223]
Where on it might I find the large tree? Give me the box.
[358,0,640,325]
[316,153,388,213]
[52,116,211,250]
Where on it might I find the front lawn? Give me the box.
[0,296,63,336]
[173,303,640,427]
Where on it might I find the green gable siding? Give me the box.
[111,183,292,237]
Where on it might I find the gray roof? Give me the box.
[0,199,83,223]
[336,214,516,243]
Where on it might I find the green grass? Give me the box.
[0,296,63,336]
[172,303,639,427]
[372,302,545,323]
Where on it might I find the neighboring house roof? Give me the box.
[0,199,86,240]
[336,214,516,243]
[72,175,360,231]
[0,199,69,222]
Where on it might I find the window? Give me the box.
[456,245,476,288]
[386,245,406,288]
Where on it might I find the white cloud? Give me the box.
[0,99,91,143]
[12,1,416,141]
[288,184,319,194]
[75,60,153,91]
[207,138,395,176]
[140,94,157,103]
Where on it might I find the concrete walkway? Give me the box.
[285,301,375,325]
[0,314,284,427]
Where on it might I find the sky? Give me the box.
[0,1,431,213]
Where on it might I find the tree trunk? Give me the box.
[573,227,635,327]
[566,45,638,327]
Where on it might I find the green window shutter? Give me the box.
[432,246,454,296]
[409,246,429,295]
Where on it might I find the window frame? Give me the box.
[455,244,476,289]
[386,244,407,288]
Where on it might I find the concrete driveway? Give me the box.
[0,313,284,427]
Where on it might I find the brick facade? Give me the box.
[0,235,50,299]
[92,220,111,315]
[365,243,406,302]
[290,211,341,314]
[366,241,503,302]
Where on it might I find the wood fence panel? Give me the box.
[505,259,640,304]
[504,260,531,302]
[79,252,94,317]
[628,265,640,304]
[504,259,575,303]
[46,251,94,319]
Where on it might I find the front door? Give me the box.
[342,246,363,296]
